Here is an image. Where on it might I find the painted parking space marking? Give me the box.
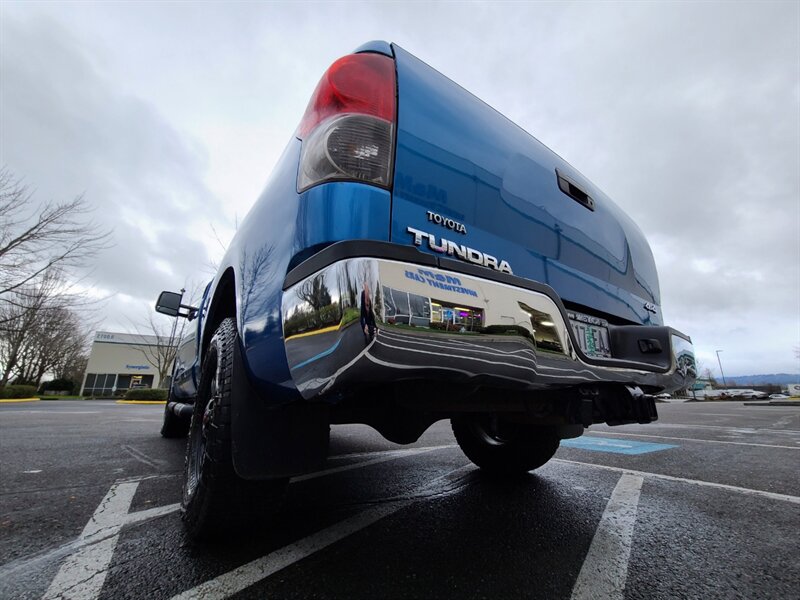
[169,464,472,600]
[30,446,458,600]
[561,436,677,455]
[571,473,643,600]
[553,459,800,504]
[171,498,418,599]
[292,445,445,482]
[589,430,799,450]
[328,444,457,461]
[43,481,139,600]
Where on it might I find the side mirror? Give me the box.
[155,291,183,317]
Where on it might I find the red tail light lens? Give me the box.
[297,54,396,138]
[297,53,397,192]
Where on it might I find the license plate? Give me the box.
[568,311,611,358]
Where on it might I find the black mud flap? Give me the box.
[230,336,330,480]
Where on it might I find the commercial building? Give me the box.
[80,331,169,397]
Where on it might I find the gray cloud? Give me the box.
[1,15,225,320]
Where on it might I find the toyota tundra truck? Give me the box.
[155,41,696,540]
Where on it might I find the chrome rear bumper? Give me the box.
[282,252,696,400]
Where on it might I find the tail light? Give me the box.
[296,53,396,192]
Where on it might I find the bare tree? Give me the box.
[0,270,57,386]
[0,167,111,297]
[701,367,718,386]
[130,283,206,388]
[0,169,108,389]
[296,274,332,311]
[130,313,188,388]
[0,270,91,387]
[15,307,88,387]
[240,244,274,324]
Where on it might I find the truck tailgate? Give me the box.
[390,44,661,326]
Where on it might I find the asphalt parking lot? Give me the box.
[1,400,798,599]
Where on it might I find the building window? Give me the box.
[382,286,431,326]
[430,301,483,332]
[82,373,116,397]
[83,373,155,397]
[84,373,96,389]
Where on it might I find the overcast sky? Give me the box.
[1,1,798,378]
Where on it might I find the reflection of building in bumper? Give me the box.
[281,257,696,401]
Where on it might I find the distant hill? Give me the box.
[726,373,800,385]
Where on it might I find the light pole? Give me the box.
[715,349,727,388]
[168,288,186,347]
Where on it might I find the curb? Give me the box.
[115,400,167,405]
[284,323,341,341]
[0,398,40,404]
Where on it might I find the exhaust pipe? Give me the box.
[168,401,194,420]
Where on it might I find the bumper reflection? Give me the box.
[282,257,694,399]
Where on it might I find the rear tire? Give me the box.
[181,317,288,541]
[451,415,560,476]
[160,391,190,438]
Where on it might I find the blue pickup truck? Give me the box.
[155,41,695,539]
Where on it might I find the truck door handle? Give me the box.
[556,169,595,211]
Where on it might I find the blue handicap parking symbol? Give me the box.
[561,436,677,455]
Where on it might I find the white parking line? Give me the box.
[292,446,449,482]
[589,430,799,450]
[554,459,800,504]
[328,444,457,460]
[30,446,454,599]
[121,448,450,526]
[570,473,643,600]
[43,481,139,600]
[636,422,800,435]
[0,478,172,583]
[172,501,417,599]
[125,503,180,526]
[132,447,458,522]
[692,413,740,418]
[169,464,472,600]
[120,444,165,469]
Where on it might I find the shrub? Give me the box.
[39,378,76,394]
[124,388,168,401]
[340,307,360,326]
[0,385,38,399]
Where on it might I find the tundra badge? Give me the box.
[407,226,513,274]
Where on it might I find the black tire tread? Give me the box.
[451,416,560,476]
[181,317,287,540]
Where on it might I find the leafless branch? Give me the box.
[0,167,112,297]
